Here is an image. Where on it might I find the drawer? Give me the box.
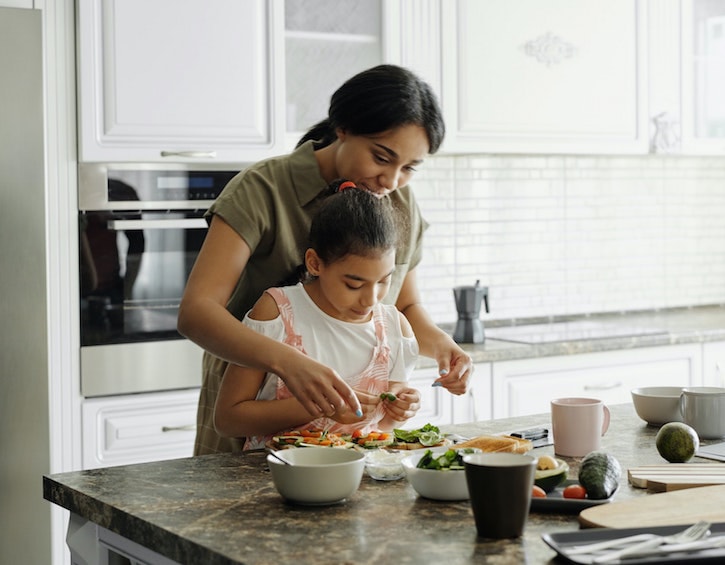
[82,389,199,469]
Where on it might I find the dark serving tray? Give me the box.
[542,522,725,564]
[530,480,614,514]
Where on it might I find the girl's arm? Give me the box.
[213,293,314,438]
[178,215,361,418]
[395,269,473,395]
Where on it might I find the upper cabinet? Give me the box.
[76,0,281,163]
[76,0,725,161]
[440,0,649,155]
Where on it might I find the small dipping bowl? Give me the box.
[365,449,407,481]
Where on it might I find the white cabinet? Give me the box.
[440,0,648,155]
[76,0,280,163]
[491,344,702,419]
[703,341,725,386]
[406,363,491,429]
[82,389,199,469]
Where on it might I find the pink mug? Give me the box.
[551,397,610,457]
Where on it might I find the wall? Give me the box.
[415,154,725,324]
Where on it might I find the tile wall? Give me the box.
[413,155,725,324]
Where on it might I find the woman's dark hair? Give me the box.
[308,182,399,267]
[297,64,445,154]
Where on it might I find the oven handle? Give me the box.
[106,218,208,230]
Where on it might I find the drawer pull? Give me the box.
[583,382,622,391]
[160,150,217,159]
[162,424,196,433]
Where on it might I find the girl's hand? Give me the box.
[382,386,421,421]
[431,341,473,396]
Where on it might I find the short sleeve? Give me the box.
[242,312,286,342]
[388,334,419,383]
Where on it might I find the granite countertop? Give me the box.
[422,304,725,368]
[43,404,724,565]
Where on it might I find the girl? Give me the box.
[213,183,420,449]
[178,64,474,454]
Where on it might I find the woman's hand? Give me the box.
[274,350,364,419]
[431,340,473,396]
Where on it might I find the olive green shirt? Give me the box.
[194,140,429,455]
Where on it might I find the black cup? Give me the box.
[463,453,537,539]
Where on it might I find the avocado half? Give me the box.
[534,459,569,493]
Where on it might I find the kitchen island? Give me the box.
[43,404,724,565]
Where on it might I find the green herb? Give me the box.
[393,423,443,446]
[416,448,478,470]
[380,392,397,401]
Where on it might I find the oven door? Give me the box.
[79,209,208,396]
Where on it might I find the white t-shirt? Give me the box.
[243,283,419,402]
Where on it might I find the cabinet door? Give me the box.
[703,341,725,386]
[77,0,278,163]
[492,344,702,418]
[681,0,725,154]
[405,363,491,429]
[82,389,199,469]
[441,0,648,154]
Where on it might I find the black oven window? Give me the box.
[79,206,208,346]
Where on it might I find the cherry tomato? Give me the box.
[562,484,587,499]
[532,485,547,498]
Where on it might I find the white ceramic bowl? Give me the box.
[401,447,480,501]
[267,447,365,505]
[631,386,684,426]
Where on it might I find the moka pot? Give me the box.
[453,280,489,344]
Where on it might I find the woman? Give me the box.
[178,64,474,455]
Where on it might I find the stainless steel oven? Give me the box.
[78,163,239,397]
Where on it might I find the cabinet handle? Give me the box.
[160,150,217,159]
[584,382,622,391]
[161,424,196,432]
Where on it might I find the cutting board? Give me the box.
[628,464,725,492]
[579,484,725,528]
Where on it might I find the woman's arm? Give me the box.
[178,215,362,417]
[395,269,473,395]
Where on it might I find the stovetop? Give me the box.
[484,319,668,345]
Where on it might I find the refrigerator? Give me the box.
[0,7,53,565]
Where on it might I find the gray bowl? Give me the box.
[631,386,684,426]
[267,448,365,505]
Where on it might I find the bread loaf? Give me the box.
[454,434,532,454]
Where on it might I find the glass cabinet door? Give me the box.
[682,0,725,152]
[284,0,383,138]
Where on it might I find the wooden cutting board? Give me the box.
[628,464,725,492]
[579,484,725,528]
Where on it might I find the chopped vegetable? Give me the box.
[415,448,479,471]
[394,424,444,446]
[380,392,397,401]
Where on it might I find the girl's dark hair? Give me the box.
[297,64,445,154]
[308,183,399,267]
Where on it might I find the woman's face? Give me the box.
[305,248,396,323]
[333,124,430,197]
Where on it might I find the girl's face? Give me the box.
[305,248,396,323]
[333,124,430,197]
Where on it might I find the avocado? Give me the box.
[534,458,569,493]
[578,451,621,500]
